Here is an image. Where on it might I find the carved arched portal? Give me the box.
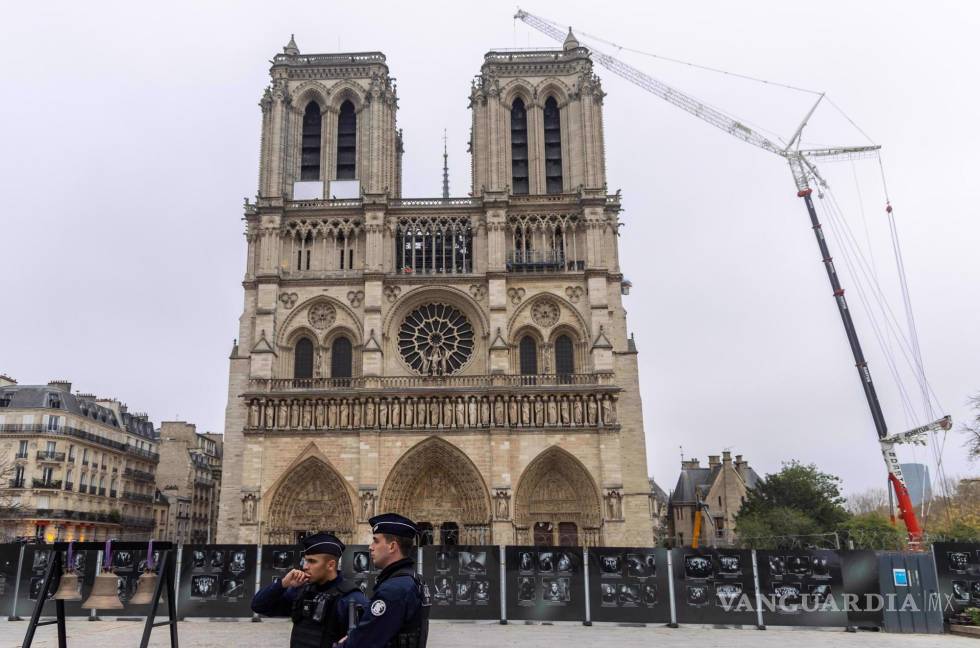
[380,437,491,544]
[514,446,603,547]
[266,457,355,544]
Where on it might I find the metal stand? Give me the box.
[20,541,178,648]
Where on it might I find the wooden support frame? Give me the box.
[20,541,178,648]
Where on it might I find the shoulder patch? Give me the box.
[370,599,387,616]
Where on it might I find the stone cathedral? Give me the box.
[216,33,654,548]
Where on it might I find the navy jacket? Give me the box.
[343,557,421,648]
[251,573,369,628]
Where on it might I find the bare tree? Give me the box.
[846,487,890,515]
[962,393,980,460]
[0,448,23,541]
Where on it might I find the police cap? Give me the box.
[369,513,418,539]
[301,532,345,557]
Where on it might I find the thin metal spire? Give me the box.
[442,129,450,199]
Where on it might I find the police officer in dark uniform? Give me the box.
[339,513,430,648]
[251,532,369,648]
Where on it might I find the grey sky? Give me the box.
[1,0,977,499]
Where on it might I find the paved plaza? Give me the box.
[3,619,977,648]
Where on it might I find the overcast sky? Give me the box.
[1,1,977,500]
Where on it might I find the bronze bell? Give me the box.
[52,571,82,601]
[129,571,158,605]
[82,572,123,609]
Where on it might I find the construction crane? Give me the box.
[515,9,951,546]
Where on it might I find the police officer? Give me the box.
[339,513,430,648]
[251,532,369,648]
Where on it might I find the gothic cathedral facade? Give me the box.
[216,34,654,547]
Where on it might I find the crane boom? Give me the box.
[514,8,944,547]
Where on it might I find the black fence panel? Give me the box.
[671,547,758,626]
[178,544,257,618]
[587,547,670,624]
[841,550,883,628]
[339,544,381,598]
[931,542,980,619]
[421,545,500,620]
[504,546,585,622]
[756,549,848,627]
[0,545,20,617]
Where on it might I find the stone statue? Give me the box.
[263,400,274,428]
[533,397,544,426]
[494,490,511,519]
[546,397,558,426]
[508,398,518,427]
[404,398,414,427]
[455,398,466,427]
[328,401,337,428]
[365,399,376,427]
[378,399,389,428]
[351,400,361,428]
[301,401,312,428]
[480,397,491,426]
[493,397,505,426]
[586,397,598,426]
[248,400,260,428]
[572,398,584,425]
[391,399,401,427]
[468,397,478,427]
[360,491,376,521]
[339,399,349,428]
[559,397,570,425]
[601,396,616,424]
[442,398,453,427]
[429,399,440,427]
[278,400,289,428]
[605,490,623,519]
[242,493,257,523]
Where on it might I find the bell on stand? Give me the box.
[53,542,82,601]
[129,571,158,605]
[129,539,158,605]
[82,539,124,610]
[81,572,123,609]
[52,572,82,601]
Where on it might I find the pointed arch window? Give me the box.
[336,100,357,180]
[543,97,563,194]
[519,335,538,376]
[301,102,322,181]
[511,98,529,194]
[555,334,575,376]
[294,337,315,380]
[331,337,353,379]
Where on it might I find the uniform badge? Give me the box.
[371,600,387,616]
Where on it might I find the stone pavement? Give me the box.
[3,618,978,648]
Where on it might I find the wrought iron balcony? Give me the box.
[14,451,28,460]
[32,479,62,490]
[36,450,66,462]
[123,491,154,504]
[8,479,25,488]
[123,467,155,482]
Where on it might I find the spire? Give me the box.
[563,27,580,52]
[283,34,299,56]
[442,129,450,199]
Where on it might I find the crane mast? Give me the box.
[514,8,949,545]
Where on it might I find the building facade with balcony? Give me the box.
[156,422,222,543]
[216,34,653,547]
[0,377,159,542]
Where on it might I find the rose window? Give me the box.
[398,304,474,376]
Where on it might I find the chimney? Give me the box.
[681,459,701,470]
[47,380,72,393]
[722,450,732,464]
[708,455,720,469]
